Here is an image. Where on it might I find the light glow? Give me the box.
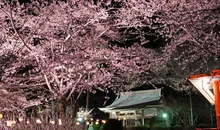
[162,113,167,118]
[18,117,23,122]
[36,119,42,124]
[6,120,16,126]
[76,122,80,125]
[77,117,83,122]
[50,120,55,125]
[102,120,106,124]
[58,119,62,125]
[0,114,3,119]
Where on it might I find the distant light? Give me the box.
[123,117,126,120]
[84,117,87,120]
[58,119,62,125]
[102,120,106,124]
[77,118,83,122]
[162,113,168,118]
[50,120,55,125]
[6,120,16,127]
[90,118,93,121]
[86,122,90,125]
[76,122,80,125]
[95,121,99,125]
[26,120,30,124]
[18,117,23,122]
[36,119,42,124]
[96,119,99,122]
[0,114,3,119]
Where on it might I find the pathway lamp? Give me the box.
[18,117,23,122]
[6,120,16,127]
[58,119,62,125]
[26,120,30,124]
[49,120,55,125]
[36,119,42,124]
[102,120,106,124]
[0,114,3,119]
[76,122,80,125]
[162,113,168,119]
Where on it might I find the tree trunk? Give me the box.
[72,102,79,118]
[58,98,66,118]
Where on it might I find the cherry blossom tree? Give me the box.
[116,0,220,90]
[0,0,156,115]
[0,0,220,115]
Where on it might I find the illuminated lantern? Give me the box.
[50,120,55,125]
[0,114,3,119]
[36,119,42,124]
[76,122,80,125]
[6,120,16,126]
[102,120,106,124]
[58,119,62,125]
[18,117,23,122]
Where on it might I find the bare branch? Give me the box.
[44,74,56,96]
[67,74,83,100]
[3,0,33,52]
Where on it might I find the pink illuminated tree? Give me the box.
[0,0,219,114]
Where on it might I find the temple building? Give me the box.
[99,89,164,126]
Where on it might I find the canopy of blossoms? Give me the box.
[0,0,219,111]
